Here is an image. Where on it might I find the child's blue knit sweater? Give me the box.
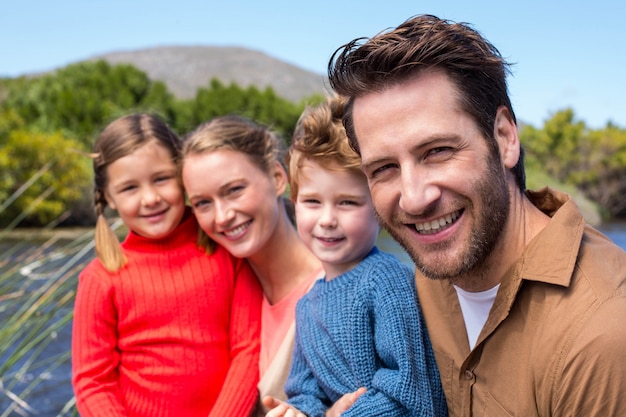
[285,247,447,417]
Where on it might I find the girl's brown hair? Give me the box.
[92,113,208,272]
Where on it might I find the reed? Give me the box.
[0,173,95,416]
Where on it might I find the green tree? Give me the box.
[1,61,177,146]
[521,108,586,183]
[0,129,91,227]
[521,109,626,219]
[0,107,25,144]
[575,125,626,217]
[185,78,311,139]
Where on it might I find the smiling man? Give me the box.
[328,14,626,417]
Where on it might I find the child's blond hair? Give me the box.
[287,95,363,201]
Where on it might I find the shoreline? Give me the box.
[2,227,94,240]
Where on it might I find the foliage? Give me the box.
[524,160,602,226]
[180,78,311,140]
[0,62,320,226]
[521,109,585,183]
[0,129,91,227]
[575,125,626,216]
[520,108,626,219]
[0,61,177,147]
[0,108,25,142]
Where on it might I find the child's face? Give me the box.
[104,140,185,240]
[295,159,379,280]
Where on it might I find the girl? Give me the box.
[71,113,262,417]
[180,115,325,416]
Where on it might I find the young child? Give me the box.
[264,96,447,417]
[71,113,263,417]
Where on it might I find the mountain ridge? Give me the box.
[88,45,331,102]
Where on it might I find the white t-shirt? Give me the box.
[453,283,500,349]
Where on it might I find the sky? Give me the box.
[2,0,624,129]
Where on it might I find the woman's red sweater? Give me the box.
[72,212,262,416]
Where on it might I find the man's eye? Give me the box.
[370,163,395,178]
[426,147,453,158]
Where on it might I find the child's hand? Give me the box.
[325,387,367,417]
[262,396,307,417]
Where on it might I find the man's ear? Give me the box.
[494,106,520,169]
[273,161,288,196]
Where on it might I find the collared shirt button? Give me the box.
[464,370,474,380]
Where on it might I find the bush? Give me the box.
[0,129,91,227]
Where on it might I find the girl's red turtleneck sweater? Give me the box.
[72,212,262,416]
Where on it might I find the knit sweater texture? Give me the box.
[286,247,447,417]
[72,212,262,417]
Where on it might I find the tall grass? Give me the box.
[0,169,98,416]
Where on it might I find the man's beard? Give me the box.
[378,151,510,281]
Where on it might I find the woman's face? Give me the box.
[182,148,287,259]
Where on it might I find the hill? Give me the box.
[88,45,331,102]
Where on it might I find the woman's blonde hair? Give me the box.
[182,114,285,175]
[182,114,294,224]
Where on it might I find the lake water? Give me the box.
[1,223,625,416]
[597,222,626,252]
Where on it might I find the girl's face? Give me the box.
[104,140,185,239]
[182,149,287,259]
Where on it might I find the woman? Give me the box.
[181,115,324,416]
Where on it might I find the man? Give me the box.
[328,14,626,416]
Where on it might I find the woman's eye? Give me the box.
[192,199,211,210]
[227,185,244,195]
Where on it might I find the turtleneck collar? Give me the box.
[122,207,197,253]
